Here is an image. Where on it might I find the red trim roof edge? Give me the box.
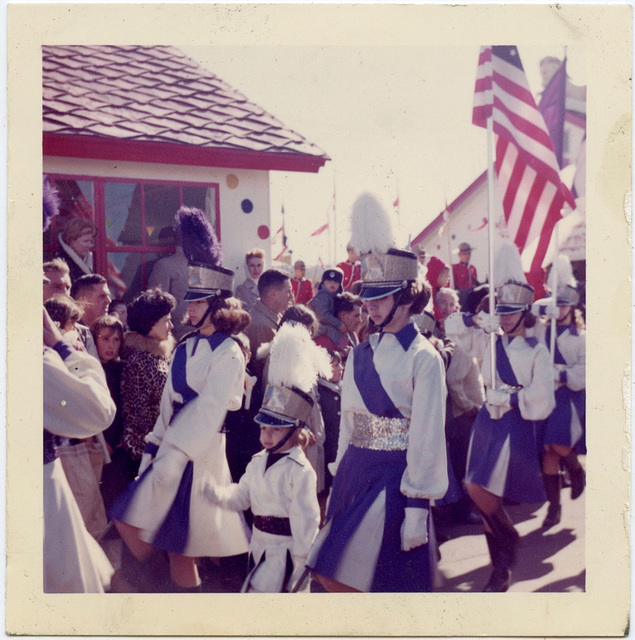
[43,133,330,174]
[411,170,487,247]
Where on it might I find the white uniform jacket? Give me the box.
[214,445,320,591]
[445,313,555,421]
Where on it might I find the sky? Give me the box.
[182,44,586,272]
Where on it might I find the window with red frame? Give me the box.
[44,175,219,302]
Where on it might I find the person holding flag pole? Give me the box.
[443,44,568,592]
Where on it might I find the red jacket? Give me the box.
[452,262,479,290]
[291,277,314,304]
[336,260,361,291]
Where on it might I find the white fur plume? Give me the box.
[547,254,576,292]
[349,192,395,255]
[493,240,526,288]
[268,323,332,393]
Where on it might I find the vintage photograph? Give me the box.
[6,3,631,637]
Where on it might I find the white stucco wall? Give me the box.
[43,156,273,284]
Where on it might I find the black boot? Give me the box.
[562,452,585,500]
[120,545,171,593]
[482,506,519,568]
[542,473,562,529]
[482,531,510,592]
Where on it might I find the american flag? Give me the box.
[473,46,575,272]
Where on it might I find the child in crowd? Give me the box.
[108,299,128,330]
[309,267,346,347]
[44,294,86,351]
[203,323,324,593]
[91,314,132,512]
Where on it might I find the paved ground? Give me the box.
[434,470,585,593]
[106,460,585,594]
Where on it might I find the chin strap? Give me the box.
[187,300,214,329]
[369,290,404,333]
[504,308,528,335]
[265,426,298,454]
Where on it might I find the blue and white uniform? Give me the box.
[531,321,586,452]
[445,313,555,503]
[308,322,448,592]
[111,332,250,558]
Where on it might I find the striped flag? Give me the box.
[473,46,575,271]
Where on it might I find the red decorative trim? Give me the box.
[411,171,487,247]
[43,133,329,173]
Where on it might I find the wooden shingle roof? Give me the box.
[43,45,329,172]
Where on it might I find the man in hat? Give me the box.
[452,242,480,291]
[290,259,314,305]
[336,243,362,291]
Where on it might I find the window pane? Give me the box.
[145,184,181,247]
[114,251,170,303]
[182,185,217,231]
[105,182,141,246]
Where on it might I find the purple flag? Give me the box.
[538,58,567,168]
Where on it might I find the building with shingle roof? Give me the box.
[43,44,329,300]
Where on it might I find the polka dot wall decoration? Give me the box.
[258,225,270,240]
[226,174,239,189]
[241,199,254,214]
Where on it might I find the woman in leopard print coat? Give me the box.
[120,289,176,473]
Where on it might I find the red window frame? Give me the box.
[44,173,221,291]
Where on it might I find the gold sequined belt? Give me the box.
[350,413,409,451]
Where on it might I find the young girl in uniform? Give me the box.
[531,255,586,528]
[203,322,327,592]
[308,192,448,593]
[111,207,250,591]
[445,242,556,592]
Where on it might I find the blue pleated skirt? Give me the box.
[466,405,545,504]
[308,446,432,592]
[537,386,585,451]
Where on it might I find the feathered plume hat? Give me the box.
[548,254,579,307]
[255,323,331,430]
[493,240,534,314]
[43,176,60,233]
[177,206,234,301]
[349,192,418,300]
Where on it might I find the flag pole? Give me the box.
[550,223,559,363]
[486,116,498,405]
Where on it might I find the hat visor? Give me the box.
[495,304,528,315]
[359,283,403,301]
[254,411,296,429]
[184,290,220,301]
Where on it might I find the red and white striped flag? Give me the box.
[473,46,575,271]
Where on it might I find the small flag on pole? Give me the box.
[473,45,575,272]
[393,196,400,209]
[311,222,329,237]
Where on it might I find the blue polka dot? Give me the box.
[241,199,254,213]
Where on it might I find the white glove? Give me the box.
[474,311,500,334]
[202,477,222,504]
[486,388,512,408]
[151,445,189,490]
[553,364,566,382]
[137,452,154,478]
[400,507,429,551]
